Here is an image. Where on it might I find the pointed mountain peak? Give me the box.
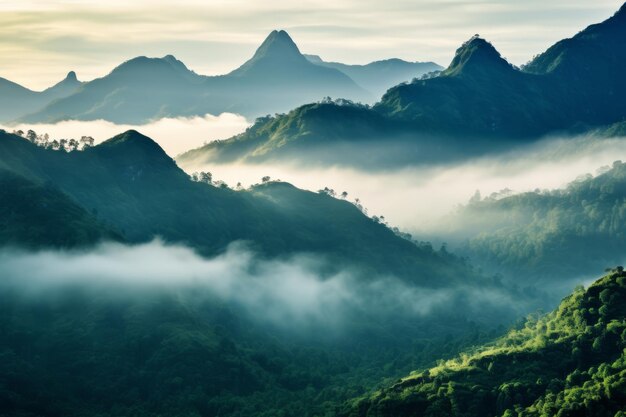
[443,36,514,77]
[227,29,310,77]
[41,70,82,95]
[65,71,78,82]
[253,29,302,60]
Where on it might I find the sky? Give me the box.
[0,0,623,90]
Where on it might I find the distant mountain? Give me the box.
[182,5,626,167]
[17,30,371,124]
[0,71,83,122]
[340,267,626,417]
[304,54,442,98]
[18,56,209,124]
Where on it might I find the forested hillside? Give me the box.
[448,160,626,285]
[340,267,626,417]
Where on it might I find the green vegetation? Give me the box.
[450,160,626,284]
[0,130,530,417]
[0,278,504,417]
[340,268,626,417]
[0,129,482,287]
[0,169,119,248]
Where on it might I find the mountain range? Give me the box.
[181,4,626,167]
[0,30,439,124]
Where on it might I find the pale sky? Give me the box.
[0,0,623,90]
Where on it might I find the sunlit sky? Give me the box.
[0,0,623,90]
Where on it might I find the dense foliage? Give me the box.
[0,262,506,417]
[340,268,626,417]
[0,169,119,248]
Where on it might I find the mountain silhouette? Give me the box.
[15,31,372,123]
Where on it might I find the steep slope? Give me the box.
[201,30,372,114]
[444,160,626,286]
[374,36,563,138]
[341,268,626,417]
[304,54,442,98]
[20,31,371,123]
[523,4,626,127]
[0,129,478,287]
[0,71,83,122]
[0,169,120,248]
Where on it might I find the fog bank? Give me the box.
[180,134,626,233]
[0,240,522,328]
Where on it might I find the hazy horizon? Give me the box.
[0,0,622,90]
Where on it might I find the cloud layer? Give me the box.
[181,134,626,233]
[0,240,521,329]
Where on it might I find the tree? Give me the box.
[200,172,213,184]
[26,129,37,143]
[262,176,271,183]
[80,136,95,149]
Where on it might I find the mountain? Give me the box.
[18,31,371,123]
[304,54,442,98]
[0,71,83,122]
[181,5,626,167]
[0,129,482,287]
[340,267,626,417]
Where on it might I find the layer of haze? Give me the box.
[0,1,622,89]
[180,135,626,234]
[0,240,520,329]
[1,114,250,156]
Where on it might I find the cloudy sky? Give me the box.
[0,0,623,89]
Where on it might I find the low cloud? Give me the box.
[180,134,626,233]
[0,240,523,329]
[2,113,250,157]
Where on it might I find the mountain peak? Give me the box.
[253,29,302,60]
[98,130,165,154]
[443,36,514,77]
[65,71,78,82]
[227,29,310,77]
